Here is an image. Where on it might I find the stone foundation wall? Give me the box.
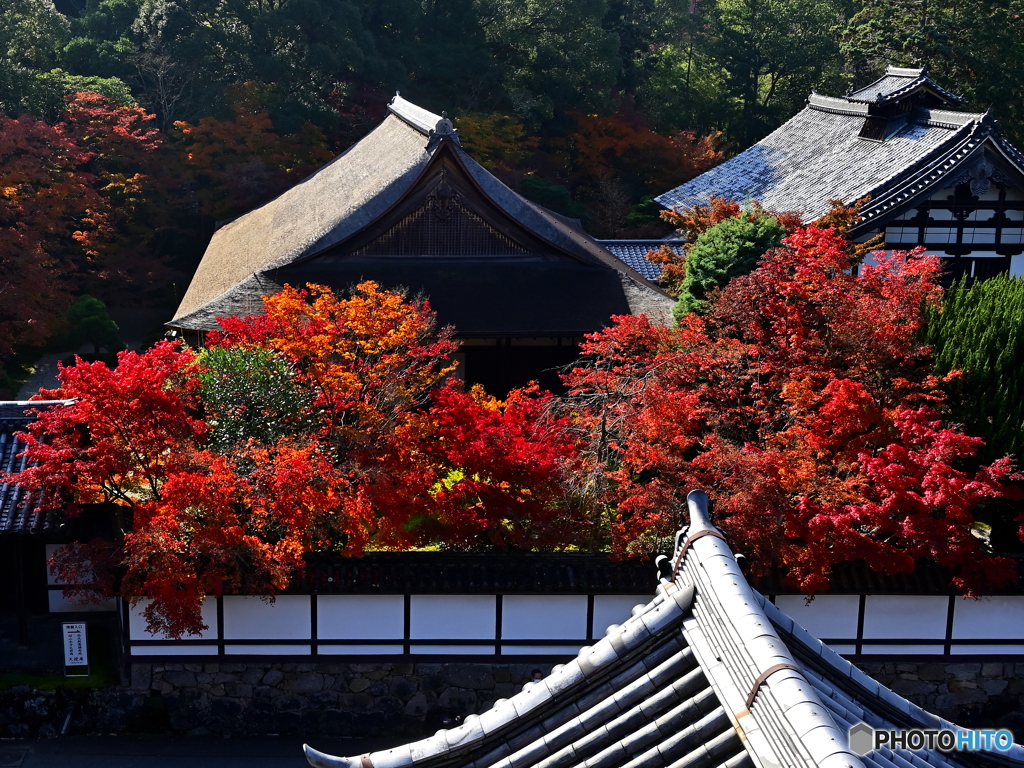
[1,661,552,739]
[860,661,1024,733]
[2,661,1024,739]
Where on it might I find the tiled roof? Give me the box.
[299,553,657,594]
[597,241,685,282]
[846,66,967,106]
[0,400,73,535]
[656,100,1000,228]
[304,492,1024,768]
[656,69,1024,238]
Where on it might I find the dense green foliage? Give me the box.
[926,275,1024,464]
[192,345,311,452]
[673,212,786,319]
[64,295,124,354]
[7,0,1022,150]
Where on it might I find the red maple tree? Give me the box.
[425,383,593,549]
[568,226,1020,594]
[0,93,166,359]
[8,283,584,637]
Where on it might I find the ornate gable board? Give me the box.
[850,140,1024,238]
[304,140,594,266]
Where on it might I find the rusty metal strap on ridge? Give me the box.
[745,663,803,709]
[671,529,727,580]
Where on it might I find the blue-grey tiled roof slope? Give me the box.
[304,491,1024,768]
[597,241,684,282]
[657,90,1024,235]
[0,400,73,535]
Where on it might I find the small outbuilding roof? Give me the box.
[657,72,1024,235]
[0,400,74,535]
[596,241,684,282]
[304,491,1024,768]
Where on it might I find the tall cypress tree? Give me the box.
[926,275,1024,464]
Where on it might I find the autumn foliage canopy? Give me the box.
[568,225,1020,595]
[11,282,586,636]
[8,228,1023,638]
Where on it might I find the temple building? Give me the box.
[304,491,1024,768]
[658,67,1024,284]
[169,96,673,395]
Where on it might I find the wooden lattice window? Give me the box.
[354,179,529,257]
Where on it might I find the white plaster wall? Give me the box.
[225,644,311,655]
[862,595,948,639]
[48,591,116,613]
[409,644,494,655]
[318,595,404,640]
[952,596,1024,639]
[591,595,654,639]
[319,644,404,655]
[774,594,860,641]
[1011,254,1024,277]
[502,595,587,640]
[863,643,945,655]
[223,595,310,640]
[409,595,494,639]
[951,644,1024,655]
[502,644,581,655]
[130,598,218,641]
[44,544,64,585]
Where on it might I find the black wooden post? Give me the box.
[15,537,29,650]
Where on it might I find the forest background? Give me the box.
[3,0,1023,391]
[4,0,1024,632]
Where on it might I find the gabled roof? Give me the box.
[657,82,1024,234]
[172,96,671,332]
[304,491,1024,768]
[847,66,967,107]
[0,400,74,535]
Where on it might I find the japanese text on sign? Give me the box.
[63,622,88,666]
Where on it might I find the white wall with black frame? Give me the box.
[121,593,654,661]
[121,591,1024,662]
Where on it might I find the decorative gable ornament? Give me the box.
[427,111,460,151]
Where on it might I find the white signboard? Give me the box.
[63,622,88,667]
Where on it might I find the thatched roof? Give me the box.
[172,96,672,332]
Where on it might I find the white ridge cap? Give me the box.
[388,94,443,135]
[886,66,925,77]
[678,490,866,768]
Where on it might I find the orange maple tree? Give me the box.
[556,110,726,195]
[9,282,584,637]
